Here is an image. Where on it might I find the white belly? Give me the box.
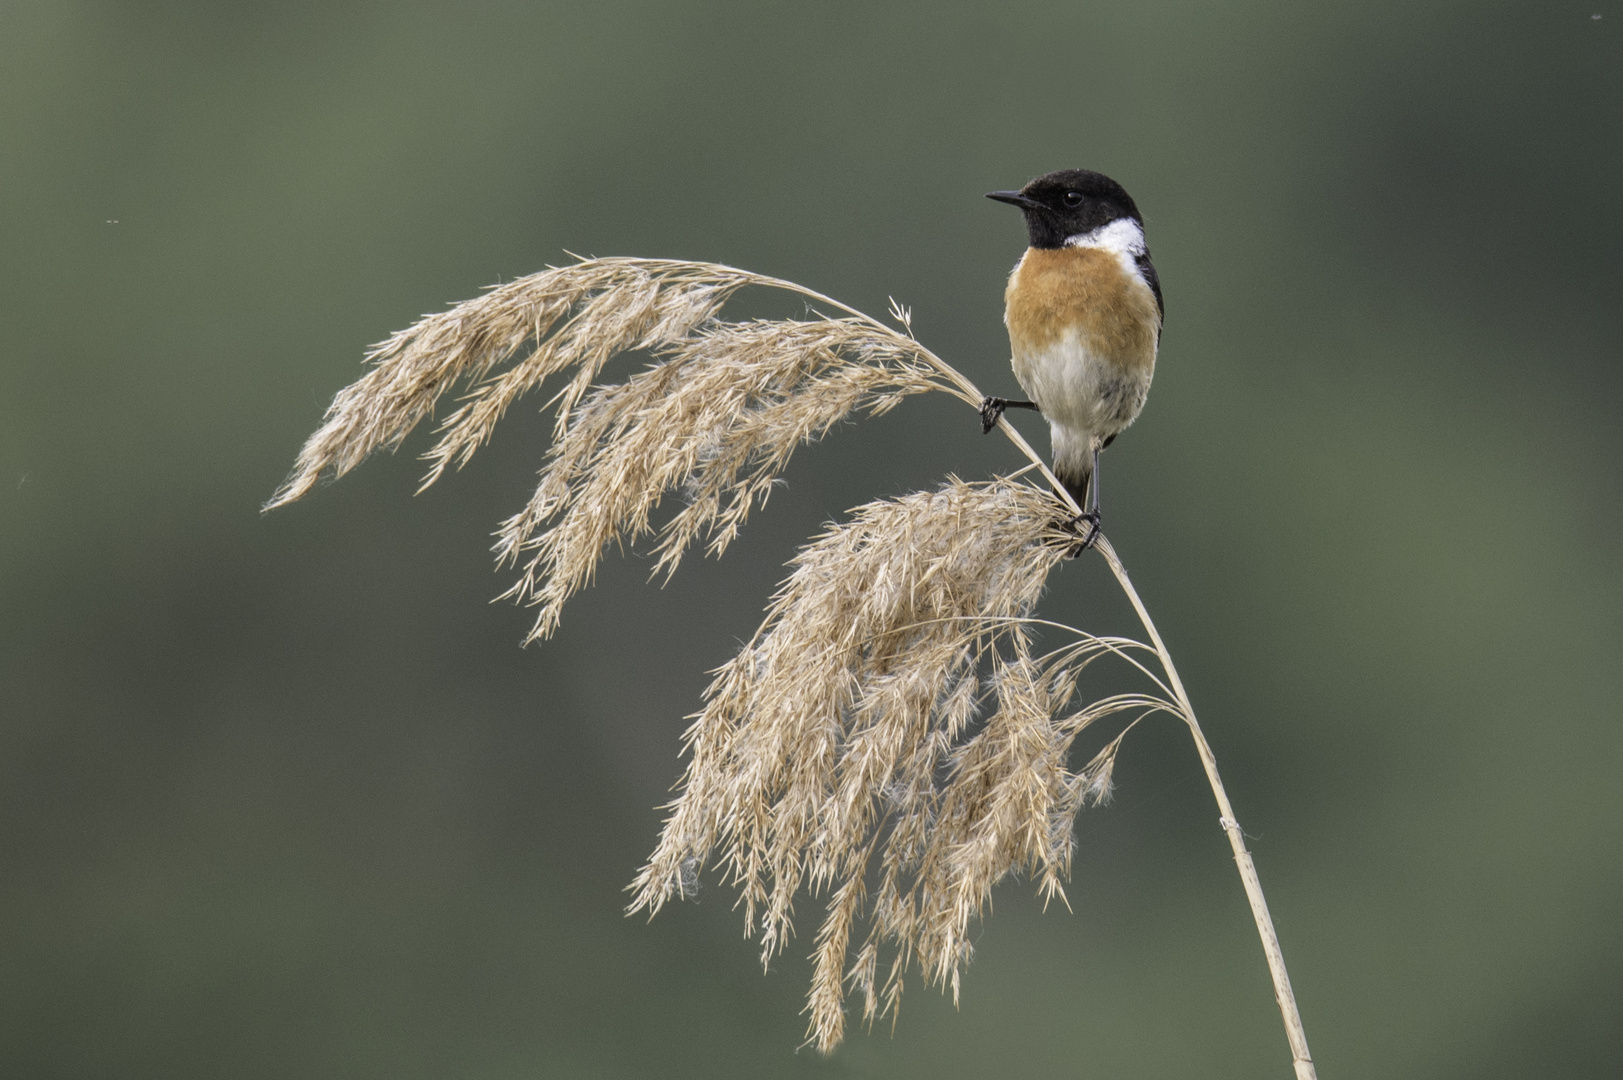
[1012,332,1152,479]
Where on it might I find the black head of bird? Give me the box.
[986,169,1144,250]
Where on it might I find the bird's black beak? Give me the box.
[986,190,1043,211]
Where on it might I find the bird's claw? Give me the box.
[979,396,1005,434]
[1063,510,1102,556]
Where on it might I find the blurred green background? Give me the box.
[3,1,1619,1076]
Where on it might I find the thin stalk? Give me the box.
[1094,537,1318,1080]
[937,362,1318,1078]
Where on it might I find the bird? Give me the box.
[983,169,1163,551]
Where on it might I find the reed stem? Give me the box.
[1094,538,1317,1080]
[968,381,1318,1079]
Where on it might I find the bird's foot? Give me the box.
[979,397,1006,434]
[978,396,1039,433]
[1060,510,1102,557]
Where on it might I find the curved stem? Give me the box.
[903,342,1317,1077]
[1093,538,1317,1080]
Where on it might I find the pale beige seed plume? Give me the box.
[265,259,752,510]
[263,257,969,641]
[496,317,951,641]
[626,478,1183,1053]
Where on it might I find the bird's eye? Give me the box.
[1062,191,1084,207]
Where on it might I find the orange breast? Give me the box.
[1004,247,1160,375]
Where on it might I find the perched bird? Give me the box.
[983,169,1163,549]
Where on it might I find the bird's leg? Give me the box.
[1066,447,1103,555]
[979,396,1040,434]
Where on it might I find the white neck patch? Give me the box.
[1063,217,1146,259]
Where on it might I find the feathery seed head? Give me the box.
[626,478,1180,1052]
[264,258,969,641]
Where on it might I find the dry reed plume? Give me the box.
[628,477,1183,1050]
[265,259,968,640]
[267,257,1317,1078]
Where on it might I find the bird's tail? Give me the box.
[1054,461,1091,511]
